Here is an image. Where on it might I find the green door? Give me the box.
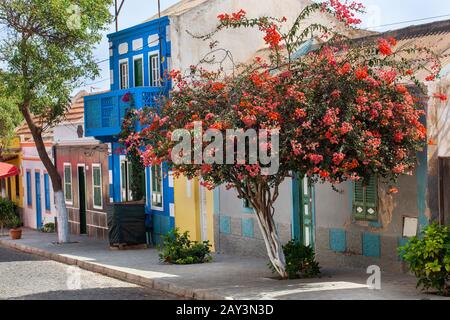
[293,176,314,247]
[78,166,87,235]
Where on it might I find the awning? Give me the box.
[0,162,20,179]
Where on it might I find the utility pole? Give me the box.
[114,0,126,32]
[115,0,118,31]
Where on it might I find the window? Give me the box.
[149,54,160,87]
[64,164,73,204]
[15,175,20,198]
[26,171,32,206]
[353,176,378,221]
[150,165,163,209]
[92,164,103,209]
[44,174,50,211]
[120,160,133,202]
[133,56,144,87]
[7,177,12,200]
[0,178,5,198]
[119,60,129,90]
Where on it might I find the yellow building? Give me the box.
[174,176,215,251]
[0,137,23,206]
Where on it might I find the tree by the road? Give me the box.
[0,0,112,243]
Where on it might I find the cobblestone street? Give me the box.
[0,246,182,300]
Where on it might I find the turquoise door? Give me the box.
[292,175,315,247]
[35,173,42,229]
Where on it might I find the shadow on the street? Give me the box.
[9,287,184,300]
[0,246,47,263]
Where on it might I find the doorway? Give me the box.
[293,175,315,247]
[438,157,450,226]
[35,172,42,229]
[78,165,87,234]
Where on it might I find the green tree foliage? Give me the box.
[0,0,112,243]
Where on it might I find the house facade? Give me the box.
[18,140,56,229]
[84,0,326,245]
[54,91,110,239]
[0,137,23,207]
[215,20,450,273]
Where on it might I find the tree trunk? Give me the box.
[236,180,288,279]
[254,205,288,279]
[20,103,70,243]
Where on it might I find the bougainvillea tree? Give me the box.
[122,1,442,278]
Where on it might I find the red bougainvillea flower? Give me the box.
[389,187,399,194]
[433,93,448,101]
[261,24,282,48]
[388,37,397,46]
[378,38,393,56]
[426,74,436,81]
[355,66,369,80]
[324,0,364,26]
[122,92,131,103]
[218,9,246,23]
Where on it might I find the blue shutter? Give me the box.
[44,174,50,211]
[26,172,32,206]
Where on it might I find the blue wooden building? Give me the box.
[84,16,174,244]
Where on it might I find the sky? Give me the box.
[51,0,450,93]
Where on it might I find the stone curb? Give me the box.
[0,239,226,300]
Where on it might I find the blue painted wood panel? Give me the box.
[329,229,346,252]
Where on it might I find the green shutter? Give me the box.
[353,180,366,219]
[353,176,378,221]
[134,58,143,87]
[364,176,378,221]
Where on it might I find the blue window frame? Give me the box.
[44,174,50,211]
[26,171,32,206]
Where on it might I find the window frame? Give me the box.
[133,54,144,87]
[26,170,32,207]
[120,158,133,203]
[15,174,20,198]
[352,176,378,222]
[63,163,73,205]
[44,173,51,211]
[92,163,103,210]
[149,53,160,87]
[150,164,164,211]
[119,58,129,90]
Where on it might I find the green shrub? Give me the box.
[0,198,18,230]
[41,223,55,233]
[7,214,22,229]
[399,223,450,296]
[270,240,321,279]
[159,228,212,265]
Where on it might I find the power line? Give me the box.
[368,13,450,30]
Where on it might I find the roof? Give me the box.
[354,19,450,82]
[145,0,210,22]
[0,162,20,178]
[15,91,88,143]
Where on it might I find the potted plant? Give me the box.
[8,215,23,240]
[0,198,16,237]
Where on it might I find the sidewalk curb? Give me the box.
[0,239,226,300]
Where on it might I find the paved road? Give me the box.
[0,245,183,300]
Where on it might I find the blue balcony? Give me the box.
[84,87,165,138]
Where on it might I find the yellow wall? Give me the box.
[1,137,23,206]
[174,176,215,251]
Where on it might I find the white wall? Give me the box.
[170,0,339,74]
[53,121,99,145]
[21,145,57,229]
